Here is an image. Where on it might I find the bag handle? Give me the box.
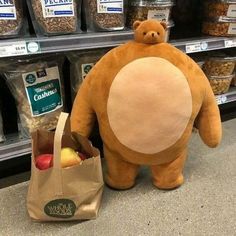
[52,112,71,196]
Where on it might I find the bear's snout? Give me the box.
[144,31,160,44]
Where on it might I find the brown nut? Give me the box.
[203,59,235,76]
[202,21,236,36]
[209,77,232,95]
[204,1,235,18]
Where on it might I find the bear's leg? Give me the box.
[151,149,187,190]
[104,146,139,190]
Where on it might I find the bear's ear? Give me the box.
[160,21,167,30]
[133,21,141,30]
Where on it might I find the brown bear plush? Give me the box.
[71,20,222,190]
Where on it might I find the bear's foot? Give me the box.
[105,174,135,190]
[151,149,187,190]
[153,174,184,190]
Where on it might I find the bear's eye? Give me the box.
[157,32,160,35]
[143,32,147,35]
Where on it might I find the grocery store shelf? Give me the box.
[0,134,31,162]
[1,87,236,161]
[216,87,236,105]
[0,32,236,58]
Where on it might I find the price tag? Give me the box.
[185,42,208,53]
[216,95,227,105]
[0,42,27,57]
[224,39,236,48]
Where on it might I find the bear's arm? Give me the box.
[194,79,222,148]
[71,74,96,137]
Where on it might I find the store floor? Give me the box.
[0,119,236,235]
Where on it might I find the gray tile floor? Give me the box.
[0,119,236,235]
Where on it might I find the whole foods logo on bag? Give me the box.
[44,199,76,218]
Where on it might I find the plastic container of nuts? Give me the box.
[0,0,28,38]
[202,18,236,36]
[204,0,236,20]
[27,0,81,36]
[208,74,234,95]
[84,0,127,31]
[126,0,174,28]
[202,55,235,76]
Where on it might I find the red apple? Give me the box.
[77,152,88,160]
[35,154,53,170]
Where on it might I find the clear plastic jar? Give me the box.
[202,55,235,76]
[84,0,127,31]
[204,0,236,20]
[208,74,234,94]
[126,0,174,28]
[231,74,236,86]
[165,20,174,41]
[202,18,236,36]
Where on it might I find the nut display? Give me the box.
[2,57,65,138]
[202,20,236,36]
[126,0,174,28]
[202,57,235,76]
[85,0,125,31]
[31,0,78,35]
[0,0,23,37]
[208,75,234,95]
[204,0,236,19]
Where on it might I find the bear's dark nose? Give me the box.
[152,33,155,37]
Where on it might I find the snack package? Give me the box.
[2,56,65,138]
[27,0,82,36]
[67,48,110,100]
[83,0,127,31]
[0,0,28,38]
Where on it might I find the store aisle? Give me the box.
[0,119,236,236]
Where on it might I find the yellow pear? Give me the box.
[61,147,81,168]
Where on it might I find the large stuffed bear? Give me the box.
[71,20,222,190]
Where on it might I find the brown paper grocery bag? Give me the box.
[27,112,104,221]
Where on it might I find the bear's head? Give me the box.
[133,19,167,44]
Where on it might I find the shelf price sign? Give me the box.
[185,42,208,53]
[0,41,41,58]
[216,95,227,105]
[224,39,236,48]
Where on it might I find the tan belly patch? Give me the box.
[107,57,192,154]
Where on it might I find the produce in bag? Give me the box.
[27,0,81,36]
[2,56,65,138]
[27,112,104,221]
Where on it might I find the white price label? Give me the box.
[0,42,27,57]
[216,95,227,105]
[224,39,236,48]
[185,42,208,53]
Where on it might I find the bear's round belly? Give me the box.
[107,57,192,154]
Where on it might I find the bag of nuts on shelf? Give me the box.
[67,48,111,101]
[0,0,28,38]
[208,74,234,95]
[126,0,174,29]
[202,53,235,76]
[27,0,81,36]
[1,55,65,138]
[83,0,127,31]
